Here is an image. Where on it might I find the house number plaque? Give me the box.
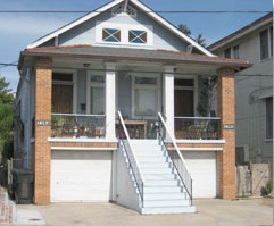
[36,120,51,126]
[223,124,234,129]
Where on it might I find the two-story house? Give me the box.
[15,0,250,214]
[209,12,273,165]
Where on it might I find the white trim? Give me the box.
[169,147,223,151]
[26,0,212,56]
[176,139,226,144]
[51,147,116,151]
[48,138,118,143]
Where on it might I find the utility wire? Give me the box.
[0,10,271,14]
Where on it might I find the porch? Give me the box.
[50,114,221,141]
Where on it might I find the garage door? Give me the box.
[51,150,112,202]
[182,151,217,199]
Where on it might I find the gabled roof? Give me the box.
[27,0,213,56]
[208,12,273,51]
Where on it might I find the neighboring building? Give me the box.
[209,12,273,165]
[15,0,250,214]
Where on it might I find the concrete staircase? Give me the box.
[130,140,196,214]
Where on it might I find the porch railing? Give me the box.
[117,111,144,207]
[158,112,193,205]
[174,117,221,140]
[51,114,106,139]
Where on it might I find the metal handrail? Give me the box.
[158,112,193,205]
[117,111,144,207]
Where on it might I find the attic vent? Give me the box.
[111,4,137,17]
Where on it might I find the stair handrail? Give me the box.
[157,112,193,204]
[117,111,144,207]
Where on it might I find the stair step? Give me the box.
[141,206,196,215]
[143,185,182,193]
[141,168,172,174]
[143,192,186,200]
[144,179,178,186]
[143,199,191,208]
[143,174,176,180]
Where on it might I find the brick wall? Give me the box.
[33,58,52,204]
[217,68,236,200]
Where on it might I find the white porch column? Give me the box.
[105,62,116,140]
[164,66,175,138]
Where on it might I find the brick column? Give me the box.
[217,67,235,200]
[34,58,52,204]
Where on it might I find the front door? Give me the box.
[174,78,194,139]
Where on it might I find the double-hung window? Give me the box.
[133,76,159,118]
[89,75,106,115]
[260,26,273,60]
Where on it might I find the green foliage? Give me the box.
[177,24,207,48]
[0,76,14,158]
[265,180,273,195]
[0,77,14,105]
[177,24,192,36]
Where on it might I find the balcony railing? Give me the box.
[51,114,106,139]
[174,117,221,140]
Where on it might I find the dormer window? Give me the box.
[129,30,147,44]
[102,28,121,42]
[111,4,137,17]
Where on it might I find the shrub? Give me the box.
[265,180,273,195]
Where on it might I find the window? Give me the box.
[233,45,240,59]
[90,75,105,115]
[97,22,152,45]
[129,30,147,44]
[102,28,121,42]
[266,97,273,139]
[224,48,231,58]
[260,27,273,60]
[133,76,159,117]
[224,45,240,59]
[52,73,74,114]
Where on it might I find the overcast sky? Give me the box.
[0,0,272,92]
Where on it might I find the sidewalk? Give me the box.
[14,198,273,226]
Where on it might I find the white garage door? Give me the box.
[51,150,112,202]
[182,151,217,199]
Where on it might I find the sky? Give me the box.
[0,0,272,92]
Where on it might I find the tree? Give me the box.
[0,76,14,156]
[196,33,207,47]
[177,24,207,47]
[177,24,192,36]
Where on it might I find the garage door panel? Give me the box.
[182,151,217,199]
[51,150,112,202]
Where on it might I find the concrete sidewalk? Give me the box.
[14,198,273,226]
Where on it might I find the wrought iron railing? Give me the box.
[51,114,106,139]
[117,111,144,207]
[174,117,221,140]
[158,112,193,205]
